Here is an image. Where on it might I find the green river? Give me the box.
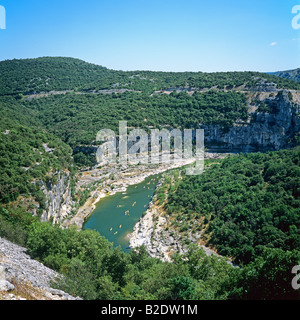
[83,174,160,251]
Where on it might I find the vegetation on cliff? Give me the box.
[23,90,248,148]
[0,57,299,300]
[162,147,300,265]
[0,97,74,209]
[0,203,299,300]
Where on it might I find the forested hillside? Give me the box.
[163,148,300,265]
[0,57,299,167]
[0,148,298,300]
[0,95,74,213]
[0,57,112,95]
[1,57,300,96]
[271,68,300,83]
[0,57,299,301]
[23,90,248,147]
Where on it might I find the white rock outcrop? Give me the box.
[0,237,81,300]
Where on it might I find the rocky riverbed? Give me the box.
[128,154,235,265]
[63,152,231,263]
[128,193,221,262]
[63,156,199,229]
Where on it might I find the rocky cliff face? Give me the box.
[271,68,300,83]
[0,237,81,300]
[202,90,299,152]
[40,171,74,224]
[76,90,299,158]
[42,91,299,225]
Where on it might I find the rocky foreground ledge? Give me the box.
[0,237,81,300]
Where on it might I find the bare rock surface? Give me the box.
[0,237,81,300]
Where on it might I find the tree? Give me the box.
[225,248,300,300]
[166,276,195,300]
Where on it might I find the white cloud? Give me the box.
[270,42,277,46]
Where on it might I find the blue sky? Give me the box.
[0,0,299,72]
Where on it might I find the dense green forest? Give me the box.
[0,57,299,300]
[0,57,112,95]
[1,89,249,167]
[0,96,74,207]
[0,203,298,300]
[23,90,248,147]
[163,148,300,265]
[1,57,299,169]
[1,57,300,96]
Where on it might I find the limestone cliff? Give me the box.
[40,171,74,224]
[40,90,299,225]
[202,90,299,152]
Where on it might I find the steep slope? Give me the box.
[0,57,299,224]
[0,237,80,300]
[270,68,300,83]
[203,90,300,151]
[159,147,300,265]
[0,98,76,223]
